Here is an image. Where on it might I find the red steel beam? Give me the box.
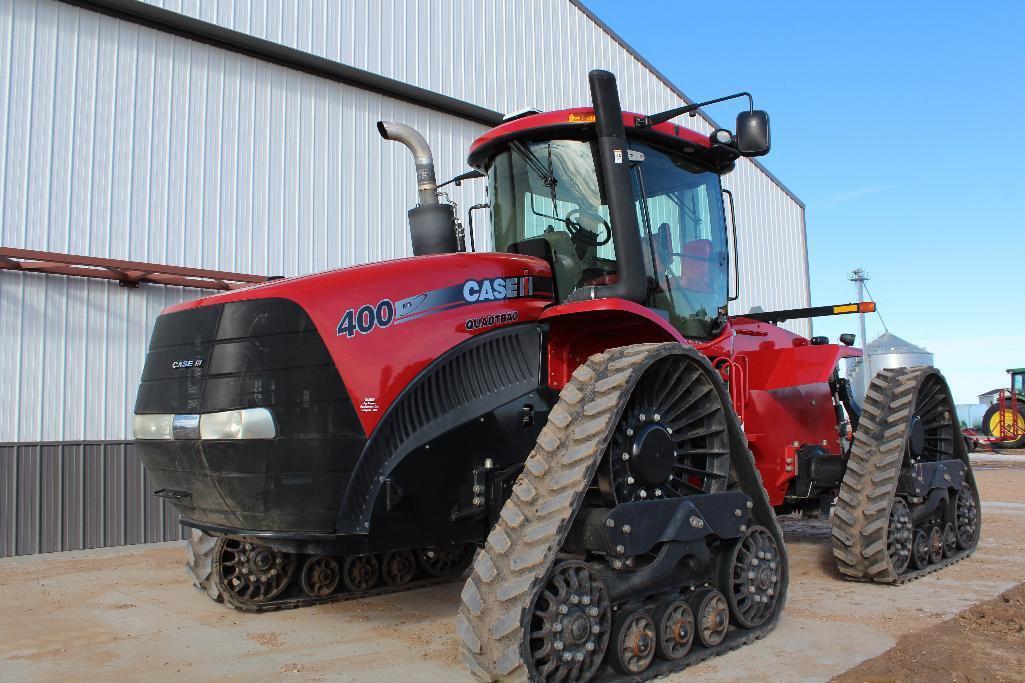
[0,247,270,291]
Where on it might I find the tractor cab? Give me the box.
[467,76,769,341]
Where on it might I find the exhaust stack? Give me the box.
[378,121,459,256]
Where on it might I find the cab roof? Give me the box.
[467,107,731,170]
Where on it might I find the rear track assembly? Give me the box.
[831,367,981,584]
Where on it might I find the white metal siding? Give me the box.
[1,0,808,443]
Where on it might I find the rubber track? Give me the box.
[185,528,224,603]
[830,366,980,583]
[457,342,787,681]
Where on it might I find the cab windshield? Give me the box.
[488,137,729,339]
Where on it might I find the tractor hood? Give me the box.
[154,252,554,436]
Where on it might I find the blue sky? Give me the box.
[584,0,1025,404]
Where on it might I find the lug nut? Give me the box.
[581,595,591,605]
[570,594,580,604]
[622,525,631,533]
[655,489,662,497]
[639,414,646,421]
[554,640,564,651]
[739,524,747,532]
[735,509,743,517]
[621,452,629,461]
[616,545,625,554]
[558,605,569,614]
[606,518,615,528]
[626,428,634,436]
[574,652,584,662]
[472,497,483,506]
[612,559,623,569]
[592,625,601,634]
[666,428,673,434]
[587,607,598,617]
[585,641,595,652]
[639,490,647,499]
[689,516,704,529]
[562,652,573,662]
[472,484,482,494]
[653,414,661,421]
[552,622,563,632]
[627,476,635,485]
[746,500,753,509]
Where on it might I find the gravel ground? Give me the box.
[1,465,1023,682]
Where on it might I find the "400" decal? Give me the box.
[336,299,395,338]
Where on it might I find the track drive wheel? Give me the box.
[456,343,788,681]
[831,367,981,582]
[185,528,224,603]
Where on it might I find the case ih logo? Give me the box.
[462,276,535,302]
[171,358,203,369]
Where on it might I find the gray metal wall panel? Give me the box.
[0,442,186,557]
[2,0,808,448]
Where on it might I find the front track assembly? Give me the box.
[832,367,981,583]
[458,343,788,681]
[184,529,474,612]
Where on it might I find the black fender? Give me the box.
[335,323,544,535]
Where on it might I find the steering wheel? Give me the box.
[564,209,612,247]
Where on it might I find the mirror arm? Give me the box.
[636,92,753,128]
[723,188,740,302]
[467,203,488,252]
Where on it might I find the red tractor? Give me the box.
[134,70,980,681]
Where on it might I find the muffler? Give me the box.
[378,121,459,256]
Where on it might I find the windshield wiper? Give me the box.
[511,141,557,189]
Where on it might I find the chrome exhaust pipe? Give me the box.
[377,121,439,206]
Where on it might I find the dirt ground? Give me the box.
[1,455,1023,682]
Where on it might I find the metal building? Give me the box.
[848,332,935,403]
[0,0,809,556]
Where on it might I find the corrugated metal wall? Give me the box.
[0,442,185,557]
[0,0,809,554]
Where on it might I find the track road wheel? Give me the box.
[382,550,417,587]
[342,554,379,592]
[942,523,958,558]
[301,556,341,597]
[185,529,224,603]
[456,343,788,681]
[911,530,930,570]
[419,544,473,578]
[690,588,730,648]
[831,367,981,582]
[609,609,656,675]
[652,599,694,661]
[928,527,944,564]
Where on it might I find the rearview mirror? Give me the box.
[736,110,771,157]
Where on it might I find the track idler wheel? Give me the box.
[955,484,980,549]
[342,554,380,592]
[216,538,296,607]
[652,599,694,662]
[301,555,341,597]
[719,525,783,629]
[690,588,730,648]
[382,550,417,587]
[887,498,913,574]
[609,609,656,675]
[526,560,611,681]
